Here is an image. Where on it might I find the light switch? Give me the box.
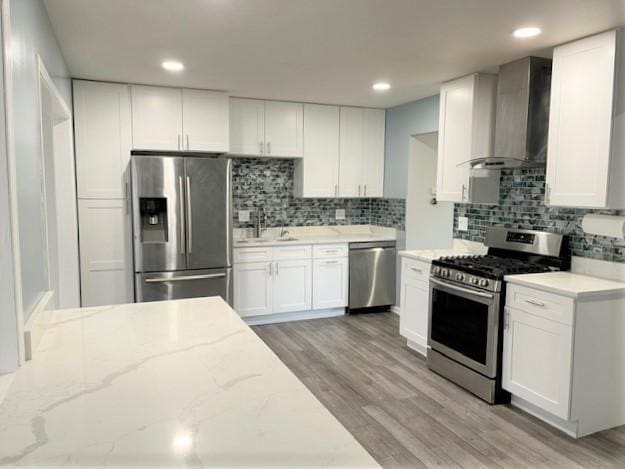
[458,216,469,232]
[238,210,250,222]
[335,209,346,220]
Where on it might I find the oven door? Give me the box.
[428,277,500,378]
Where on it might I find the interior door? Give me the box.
[132,155,186,272]
[184,158,232,270]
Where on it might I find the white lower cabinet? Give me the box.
[77,199,133,307]
[399,257,431,355]
[273,259,312,313]
[234,244,348,319]
[502,306,573,419]
[502,282,625,437]
[233,261,273,317]
[312,257,348,309]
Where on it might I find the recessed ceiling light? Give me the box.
[162,60,185,72]
[373,82,391,92]
[513,27,542,39]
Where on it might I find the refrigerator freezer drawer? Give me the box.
[135,268,232,305]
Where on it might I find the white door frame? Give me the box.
[1,0,24,368]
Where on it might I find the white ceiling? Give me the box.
[43,0,625,108]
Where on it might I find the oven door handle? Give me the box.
[430,278,494,300]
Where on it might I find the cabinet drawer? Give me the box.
[273,244,312,260]
[233,247,273,263]
[506,284,574,326]
[313,243,348,259]
[402,257,430,283]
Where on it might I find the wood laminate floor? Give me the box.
[253,312,625,468]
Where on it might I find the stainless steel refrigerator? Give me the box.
[131,154,233,304]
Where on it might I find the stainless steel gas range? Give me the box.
[427,227,570,404]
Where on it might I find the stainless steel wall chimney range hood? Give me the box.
[472,56,552,169]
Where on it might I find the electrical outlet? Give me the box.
[458,216,469,232]
[335,209,346,220]
[238,210,250,222]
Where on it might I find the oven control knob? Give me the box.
[442,269,450,277]
[479,279,489,287]
[470,277,479,285]
[432,266,441,275]
[455,273,465,281]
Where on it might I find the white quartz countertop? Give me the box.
[0,298,378,467]
[399,240,487,263]
[505,272,625,299]
[235,233,396,247]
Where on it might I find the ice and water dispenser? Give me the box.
[138,197,168,243]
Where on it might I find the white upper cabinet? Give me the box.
[294,104,340,198]
[264,101,303,157]
[73,80,132,199]
[546,29,625,209]
[229,98,265,156]
[436,73,497,202]
[362,108,386,197]
[131,85,183,150]
[229,98,303,157]
[131,85,229,152]
[181,89,229,152]
[339,107,365,197]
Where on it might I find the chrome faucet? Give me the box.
[279,227,289,238]
[254,209,264,238]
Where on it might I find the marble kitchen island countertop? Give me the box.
[504,272,625,299]
[0,298,379,468]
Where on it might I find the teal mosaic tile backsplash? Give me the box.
[232,158,405,230]
[454,168,625,262]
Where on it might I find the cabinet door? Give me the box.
[436,76,474,202]
[73,80,131,199]
[78,199,133,307]
[229,98,265,156]
[362,108,386,197]
[297,104,340,197]
[399,260,430,353]
[233,262,273,317]
[131,85,183,150]
[502,307,573,419]
[546,30,616,208]
[339,107,364,197]
[273,259,312,313]
[312,258,348,309]
[182,89,229,152]
[264,101,303,157]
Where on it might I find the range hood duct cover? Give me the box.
[480,56,552,169]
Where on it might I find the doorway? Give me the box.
[405,133,454,250]
[37,58,80,309]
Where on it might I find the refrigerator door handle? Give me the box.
[178,176,186,255]
[144,273,227,283]
[186,176,193,254]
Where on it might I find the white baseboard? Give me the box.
[390,305,400,315]
[244,308,345,326]
[23,291,55,361]
[0,372,14,406]
[510,395,579,438]
[406,339,428,357]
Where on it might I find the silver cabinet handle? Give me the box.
[410,267,423,273]
[334,184,338,197]
[358,185,361,197]
[504,311,510,330]
[324,249,338,254]
[185,176,193,253]
[461,183,467,201]
[125,182,130,214]
[268,262,273,276]
[145,273,226,283]
[178,176,185,255]
[186,135,190,150]
[275,262,279,276]
[267,141,271,155]
[325,260,338,265]
[364,184,367,197]
[259,142,264,155]
[525,299,546,307]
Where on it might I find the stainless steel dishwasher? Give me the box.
[348,241,396,312]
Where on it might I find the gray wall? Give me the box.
[10,0,71,319]
[383,95,439,199]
